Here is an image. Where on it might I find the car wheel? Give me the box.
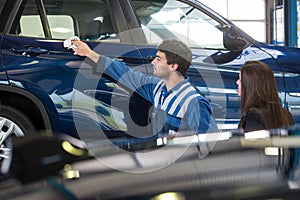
[0,105,36,174]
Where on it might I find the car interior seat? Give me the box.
[99,15,115,39]
[80,18,101,40]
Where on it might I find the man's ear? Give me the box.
[171,63,179,71]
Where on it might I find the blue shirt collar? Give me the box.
[161,77,189,95]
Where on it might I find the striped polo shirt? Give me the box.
[96,55,217,136]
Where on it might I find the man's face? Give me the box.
[151,51,172,79]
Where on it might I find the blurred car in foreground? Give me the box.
[1,127,300,199]
[1,0,300,142]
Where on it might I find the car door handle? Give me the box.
[11,45,49,56]
[115,56,146,64]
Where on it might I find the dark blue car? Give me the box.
[0,0,300,147]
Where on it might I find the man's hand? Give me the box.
[71,40,92,56]
[72,40,100,63]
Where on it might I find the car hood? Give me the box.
[255,42,300,73]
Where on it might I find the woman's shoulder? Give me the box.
[244,108,265,132]
[246,109,261,116]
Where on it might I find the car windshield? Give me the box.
[132,0,224,49]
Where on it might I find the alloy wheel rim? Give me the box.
[0,116,25,174]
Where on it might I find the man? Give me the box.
[72,39,217,136]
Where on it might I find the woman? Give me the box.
[236,60,294,132]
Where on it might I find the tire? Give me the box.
[0,105,36,135]
[0,105,36,175]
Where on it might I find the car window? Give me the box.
[14,0,117,41]
[0,0,9,33]
[0,1,6,16]
[131,0,224,49]
[20,15,75,39]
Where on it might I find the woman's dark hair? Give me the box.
[238,60,294,129]
[157,39,192,76]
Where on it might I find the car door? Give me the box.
[0,33,7,84]
[1,0,151,139]
[129,0,285,131]
[0,1,8,84]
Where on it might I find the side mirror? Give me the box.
[223,26,249,52]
